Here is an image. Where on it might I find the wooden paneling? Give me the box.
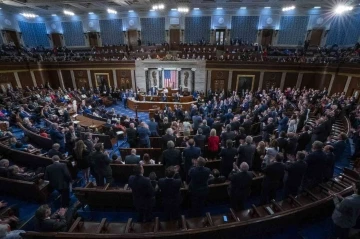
[211,70,229,92]
[0,72,17,89]
[263,72,282,89]
[232,71,260,91]
[73,70,88,89]
[169,29,180,50]
[330,75,347,95]
[128,30,138,47]
[283,72,298,89]
[321,74,332,91]
[32,71,45,87]
[46,70,60,89]
[61,70,73,89]
[346,76,360,97]
[116,70,132,90]
[17,71,33,88]
[310,29,323,46]
[301,73,331,90]
[90,70,114,88]
[51,33,62,47]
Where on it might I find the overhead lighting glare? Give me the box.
[63,10,75,16]
[178,7,189,13]
[171,8,177,11]
[240,7,246,9]
[194,8,199,10]
[264,6,271,9]
[88,12,94,15]
[314,6,321,9]
[21,12,38,18]
[107,8,117,14]
[217,7,223,9]
[152,4,165,10]
[334,5,353,14]
[51,14,57,16]
[128,10,134,12]
[282,5,295,11]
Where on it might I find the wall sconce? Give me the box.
[324,30,330,37]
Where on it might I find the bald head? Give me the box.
[240,162,249,172]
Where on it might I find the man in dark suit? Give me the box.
[324,145,336,181]
[277,113,289,133]
[219,139,238,178]
[65,126,77,155]
[147,118,159,137]
[34,205,68,232]
[128,165,155,222]
[262,118,275,142]
[45,155,72,207]
[283,151,307,198]
[91,143,113,186]
[228,162,253,210]
[332,133,347,161]
[199,120,211,138]
[158,166,182,221]
[311,118,327,143]
[137,122,151,148]
[212,117,223,137]
[241,117,252,136]
[188,157,211,217]
[276,131,288,154]
[260,153,285,205]
[161,128,176,150]
[49,123,65,153]
[220,125,236,146]
[194,128,206,151]
[296,126,311,152]
[237,136,256,169]
[125,149,140,164]
[161,141,182,168]
[304,141,327,188]
[48,143,64,160]
[126,123,137,148]
[183,139,201,181]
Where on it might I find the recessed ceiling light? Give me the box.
[264,6,271,9]
[51,14,57,16]
[63,10,75,16]
[128,10,134,12]
[194,8,199,10]
[171,8,177,11]
[88,12,94,14]
[217,7,223,9]
[107,8,117,14]
[314,6,321,9]
[240,7,246,9]
[20,13,38,18]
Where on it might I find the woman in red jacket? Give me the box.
[207,129,220,160]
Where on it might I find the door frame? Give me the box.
[235,75,255,93]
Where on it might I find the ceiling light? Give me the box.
[171,8,177,11]
[264,7,271,9]
[217,7,223,10]
[63,10,75,16]
[282,5,295,11]
[178,7,189,13]
[240,7,246,9]
[150,9,155,11]
[334,5,353,14]
[51,14,57,16]
[88,12,94,14]
[21,12,38,18]
[128,10,134,12]
[194,8,199,10]
[314,6,321,9]
[107,8,117,14]
[152,4,165,10]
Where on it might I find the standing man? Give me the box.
[137,122,151,148]
[129,165,155,222]
[49,123,65,153]
[147,118,159,137]
[183,139,201,181]
[126,123,137,148]
[91,143,113,186]
[158,166,182,221]
[45,155,72,207]
[283,151,307,198]
[188,157,211,217]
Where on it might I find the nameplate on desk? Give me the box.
[73,121,80,124]
[72,114,78,118]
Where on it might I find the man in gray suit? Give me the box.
[45,155,72,207]
[125,149,141,164]
[237,136,256,169]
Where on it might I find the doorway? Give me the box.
[309,29,323,46]
[4,30,20,47]
[169,29,180,50]
[215,29,226,46]
[212,79,225,93]
[261,29,274,46]
[88,32,99,47]
[51,33,62,47]
[127,30,138,47]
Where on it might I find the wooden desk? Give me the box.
[127,98,197,113]
[74,115,106,129]
[138,95,193,103]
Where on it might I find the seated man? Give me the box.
[34,205,75,232]
[125,149,140,164]
[23,117,39,133]
[47,143,64,160]
[7,165,43,182]
[9,137,33,152]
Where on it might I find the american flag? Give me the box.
[164,70,177,89]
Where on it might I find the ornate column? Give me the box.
[58,70,65,89]
[70,70,76,89]
[280,72,287,90]
[344,76,352,94]
[328,73,335,95]
[144,68,149,93]
[87,70,93,89]
[131,69,136,90]
[296,73,303,89]
[13,72,21,88]
[207,70,212,93]
[177,68,182,89]
[228,70,233,91]
[158,68,163,88]
[259,71,264,90]
[112,69,117,88]
[191,68,196,93]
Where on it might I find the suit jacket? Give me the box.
[200,125,211,137]
[194,134,206,149]
[284,160,307,189]
[161,134,176,149]
[126,128,137,145]
[277,137,288,154]
[278,117,289,132]
[162,148,182,167]
[311,123,327,142]
[35,215,67,232]
[262,162,285,186]
[286,138,298,156]
[221,131,236,146]
[296,132,311,151]
[49,129,65,149]
[237,143,256,169]
[324,152,336,179]
[137,126,151,145]
[158,177,182,204]
[47,149,64,159]
[91,151,112,175]
[305,150,327,181]
[147,121,158,134]
[128,174,155,209]
[188,166,211,194]
[183,146,201,174]
[125,154,140,164]
[241,121,252,135]
[212,121,223,137]
[45,162,71,190]
[84,139,94,152]
[219,147,238,177]
[332,140,346,160]
[228,170,253,198]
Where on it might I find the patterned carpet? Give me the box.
[108,100,149,122]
